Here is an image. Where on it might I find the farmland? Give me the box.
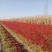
[0,16,52,52]
[0,0,52,52]
[4,16,52,25]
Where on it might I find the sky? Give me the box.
[0,0,52,19]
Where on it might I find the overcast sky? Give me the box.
[0,0,52,19]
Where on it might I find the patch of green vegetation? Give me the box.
[0,27,16,52]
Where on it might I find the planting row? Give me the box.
[0,25,28,52]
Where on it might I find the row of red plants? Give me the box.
[1,21,52,51]
[2,26,23,52]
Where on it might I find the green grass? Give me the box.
[0,26,16,52]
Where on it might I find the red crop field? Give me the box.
[1,21,52,52]
[0,0,52,52]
